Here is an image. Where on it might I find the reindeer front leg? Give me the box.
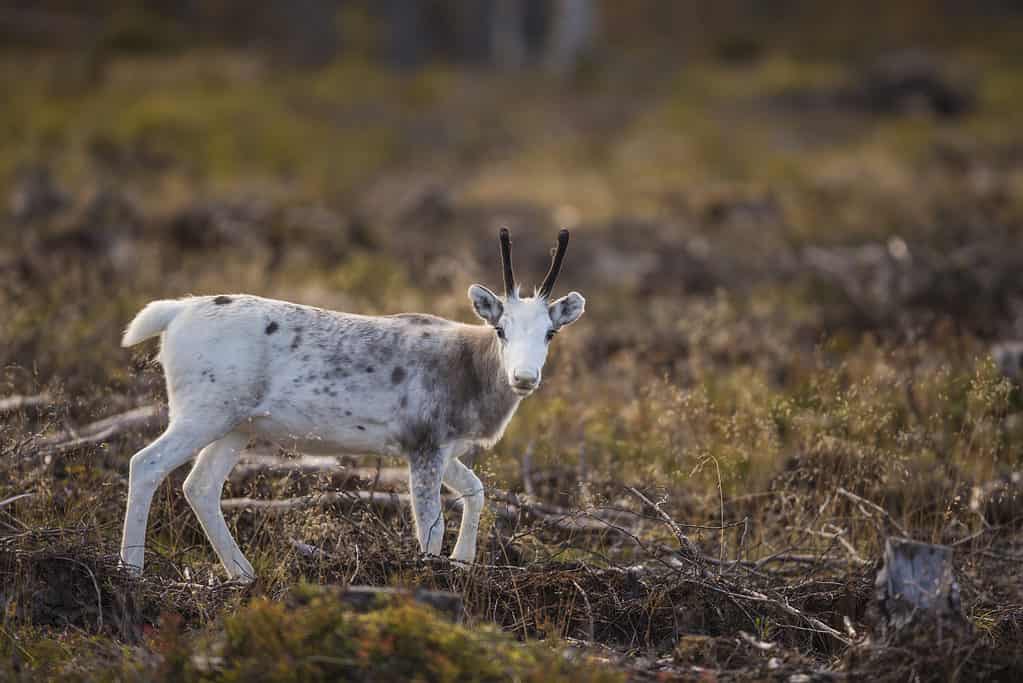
[444,458,484,564]
[408,452,445,556]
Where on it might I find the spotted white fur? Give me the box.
[118,230,584,580]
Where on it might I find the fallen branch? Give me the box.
[0,492,34,509]
[0,393,51,414]
[222,489,629,539]
[223,490,405,513]
[229,456,635,531]
[231,456,408,488]
[837,486,908,537]
[29,405,167,459]
[628,486,702,563]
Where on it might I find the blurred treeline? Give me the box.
[1,0,1022,74]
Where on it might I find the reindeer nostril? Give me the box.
[513,369,539,385]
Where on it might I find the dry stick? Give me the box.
[0,393,51,414]
[836,486,908,537]
[705,455,727,573]
[236,453,633,525]
[227,456,635,531]
[56,556,103,633]
[0,493,34,508]
[29,404,167,459]
[349,544,361,585]
[232,455,347,478]
[223,491,403,513]
[220,490,614,537]
[520,441,537,499]
[571,579,596,642]
[627,487,702,563]
[821,523,869,565]
[729,585,850,646]
[37,424,121,458]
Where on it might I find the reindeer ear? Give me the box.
[468,284,503,324]
[549,291,585,329]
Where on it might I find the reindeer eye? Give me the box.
[495,327,507,342]
[545,329,556,343]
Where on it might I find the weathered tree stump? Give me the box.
[874,537,962,635]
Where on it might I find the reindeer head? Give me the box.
[469,229,585,396]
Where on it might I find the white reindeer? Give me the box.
[119,229,584,581]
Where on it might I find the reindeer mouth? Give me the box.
[511,382,538,396]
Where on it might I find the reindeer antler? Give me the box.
[538,229,569,299]
[499,228,516,297]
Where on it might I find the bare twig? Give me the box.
[627,487,701,562]
[28,404,167,460]
[714,583,851,646]
[56,556,103,633]
[571,579,596,641]
[836,486,908,536]
[0,493,34,509]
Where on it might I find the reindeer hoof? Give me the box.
[449,550,475,567]
[118,560,143,578]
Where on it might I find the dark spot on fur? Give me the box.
[400,396,408,408]
[213,295,233,305]
[391,366,407,384]
[290,327,303,350]
[345,410,352,416]
[366,366,375,373]
[265,321,279,335]
[421,331,431,338]
[399,419,439,455]
[356,425,366,431]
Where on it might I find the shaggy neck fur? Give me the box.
[439,324,520,445]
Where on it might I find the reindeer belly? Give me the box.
[239,377,409,456]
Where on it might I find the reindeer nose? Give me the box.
[513,369,539,387]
